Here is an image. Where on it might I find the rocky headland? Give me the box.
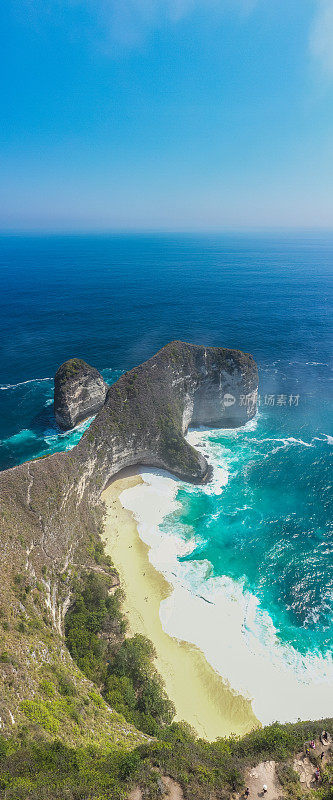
[54,341,258,483]
[0,341,257,737]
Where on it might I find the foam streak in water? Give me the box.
[0,377,52,390]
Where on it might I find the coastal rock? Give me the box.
[54,358,108,430]
[78,341,258,486]
[0,341,257,734]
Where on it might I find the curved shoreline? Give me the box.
[102,473,259,741]
[114,450,333,729]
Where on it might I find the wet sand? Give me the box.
[102,472,258,741]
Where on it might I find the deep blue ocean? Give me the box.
[0,233,332,683]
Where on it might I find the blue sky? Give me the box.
[1,0,333,230]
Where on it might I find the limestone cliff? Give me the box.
[0,341,257,736]
[75,340,258,488]
[54,358,108,430]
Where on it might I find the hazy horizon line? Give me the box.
[1,226,333,237]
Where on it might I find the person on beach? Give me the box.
[262,785,268,794]
[320,751,324,761]
[314,767,320,783]
[310,740,315,749]
[244,788,250,798]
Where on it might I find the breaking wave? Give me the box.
[119,419,333,725]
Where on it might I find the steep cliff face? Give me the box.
[75,341,258,490]
[0,341,258,735]
[54,358,108,430]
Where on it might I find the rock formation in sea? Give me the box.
[54,342,257,480]
[54,358,108,430]
[0,341,257,733]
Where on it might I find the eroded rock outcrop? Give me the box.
[1,341,258,585]
[54,358,108,430]
[0,341,257,734]
[76,341,258,487]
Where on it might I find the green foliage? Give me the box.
[59,358,86,380]
[55,669,77,697]
[138,718,333,800]
[86,535,114,569]
[317,761,333,800]
[65,572,123,685]
[276,762,302,799]
[118,749,142,780]
[0,735,9,759]
[233,720,331,762]
[111,634,155,683]
[64,574,174,736]
[20,700,60,734]
[105,634,174,734]
[39,678,56,697]
[0,737,132,799]
[92,538,113,567]
[1,716,332,800]
[89,690,105,708]
[104,674,137,717]
[0,650,11,663]
[20,692,87,737]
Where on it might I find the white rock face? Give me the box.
[54,358,108,430]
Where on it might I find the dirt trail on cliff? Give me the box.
[239,760,281,800]
[237,734,332,800]
[293,734,332,790]
[129,736,332,800]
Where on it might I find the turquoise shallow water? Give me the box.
[0,368,123,469]
[161,402,333,661]
[0,233,332,680]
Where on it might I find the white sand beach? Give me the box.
[102,471,258,741]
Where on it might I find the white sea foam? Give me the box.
[186,429,228,495]
[0,377,52,391]
[119,427,333,726]
[253,436,314,455]
[44,416,95,445]
[288,361,329,367]
[312,434,333,446]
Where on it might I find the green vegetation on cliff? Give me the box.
[65,571,175,735]
[1,718,332,799]
[0,514,145,751]
[1,527,332,800]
